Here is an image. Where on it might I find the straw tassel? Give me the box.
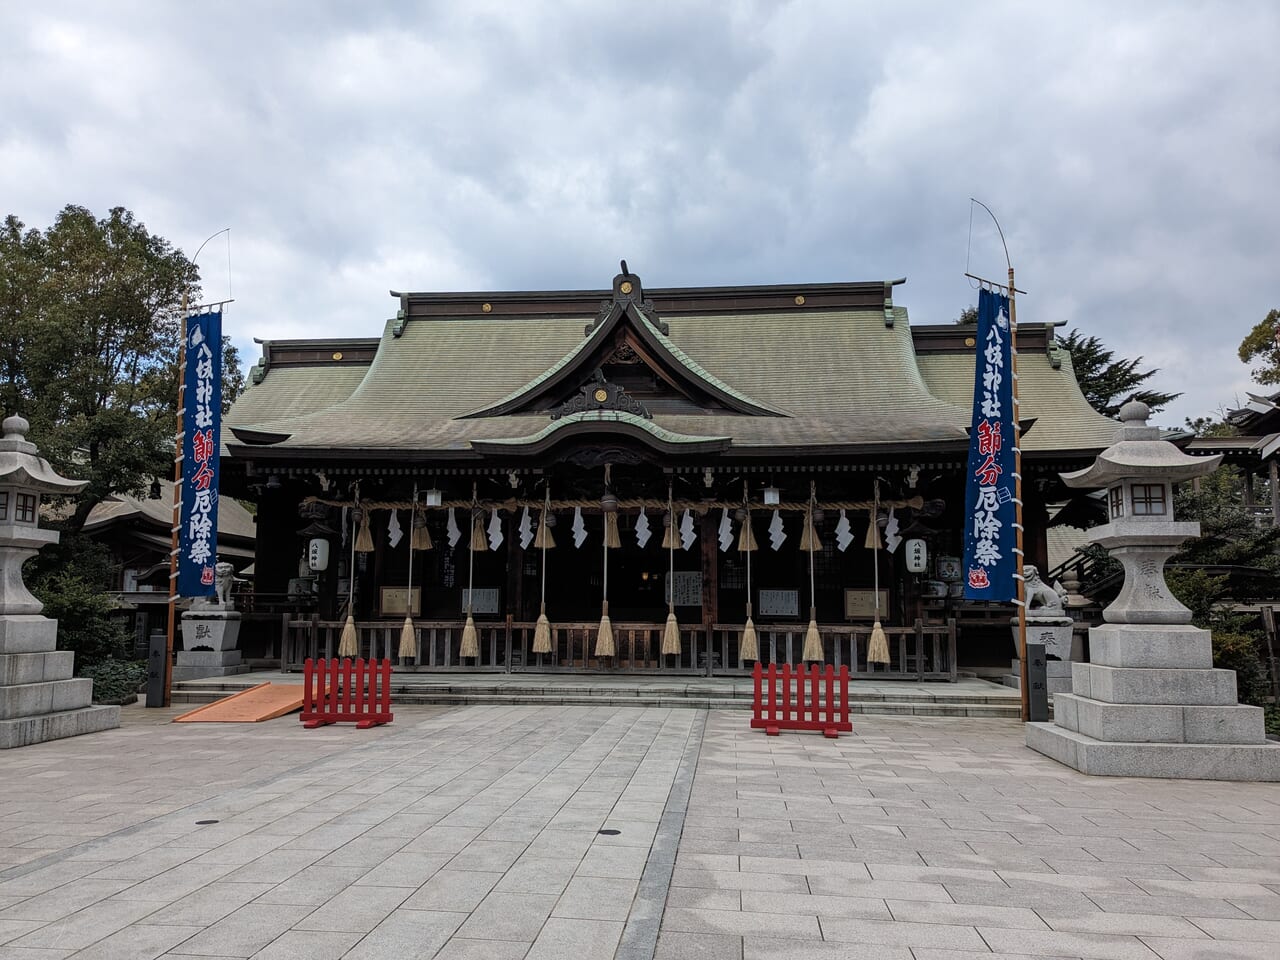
[604,512,621,549]
[737,517,758,552]
[595,600,615,657]
[534,511,556,549]
[533,604,553,653]
[867,620,890,665]
[662,610,681,655]
[460,613,479,658]
[799,509,822,552]
[802,607,823,662]
[470,511,488,551]
[354,510,374,553]
[661,514,677,549]
[411,511,433,551]
[740,602,759,662]
[864,514,882,549]
[398,615,417,658]
[338,612,358,657]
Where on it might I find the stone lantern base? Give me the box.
[1026,623,1280,780]
[0,616,120,749]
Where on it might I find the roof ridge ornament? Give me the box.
[586,263,667,335]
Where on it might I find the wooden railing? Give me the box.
[710,619,957,681]
[281,616,956,680]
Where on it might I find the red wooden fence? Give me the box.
[301,658,394,729]
[750,662,852,738]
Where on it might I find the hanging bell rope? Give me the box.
[532,486,554,655]
[867,478,891,666]
[739,481,758,662]
[398,484,419,660]
[661,480,681,656]
[338,484,360,657]
[802,482,824,663]
[460,483,480,660]
[596,466,616,658]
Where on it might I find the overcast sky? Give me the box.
[3,1,1276,426]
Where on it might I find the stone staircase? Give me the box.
[171,672,1022,718]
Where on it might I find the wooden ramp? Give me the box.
[173,682,306,723]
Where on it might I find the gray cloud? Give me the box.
[2,1,1276,425]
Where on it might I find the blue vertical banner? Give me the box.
[963,289,1017,601]
[178,311,222,597]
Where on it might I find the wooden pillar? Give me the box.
[1271,460,1279,528]
[1244,468,1256,507]
[700,510,719,625]
[505,511,523,622]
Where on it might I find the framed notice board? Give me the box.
[844,589,889,620]
[380,587,421,617]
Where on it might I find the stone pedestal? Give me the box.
[177,609,248,680]
[1007,657,1074,695]
[0,415,119,748]
[1027,401,1280,780]
[1004,618,1078,693]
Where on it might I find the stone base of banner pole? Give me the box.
[0,415,119,748]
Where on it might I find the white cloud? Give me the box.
[2,0,1276,426]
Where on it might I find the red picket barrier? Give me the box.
[750,662,852,738]
[301,658,393,729]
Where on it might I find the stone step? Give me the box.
[0,678,93,721]
[170,686,1021,718]
[1027,721,1280,781]
[0,704,120,749]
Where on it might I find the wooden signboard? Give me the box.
[461,588,501,614]
[844,589,889,620]
[379,587,421,617]
[758,589,799,617]
[664,571,702,607]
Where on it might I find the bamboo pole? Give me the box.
[1011,263,1030,723]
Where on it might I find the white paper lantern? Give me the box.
[308,538,330,572]
[905,538,928,574]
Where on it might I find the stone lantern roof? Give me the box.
[0,415,87,495]
[1059,401,1221,488]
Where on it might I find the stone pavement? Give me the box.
[0,704,1276,959]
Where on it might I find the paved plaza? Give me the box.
[0,705,1277,959]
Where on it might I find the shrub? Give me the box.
[78,659,146,704]
[1211,631,1270,707]
[24,533,132,667]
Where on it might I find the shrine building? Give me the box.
[221,268,1119,679]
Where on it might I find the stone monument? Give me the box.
[1006,565,1076,694]
[0,414,120,748]
[176,562,249,681]
[1026,402,1280,780]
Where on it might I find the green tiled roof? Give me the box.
[226,297,1115,459]
[916,348,1120,452]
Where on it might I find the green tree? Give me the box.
[0,205,242,530]
[955,305,977,324]
[1237,307,1280,385]
[1058,330,1180,416]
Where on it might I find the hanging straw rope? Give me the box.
[661,480,681,656]
[460,483,480,659]
[802,481,824,662]
[739,481,758,662]
[354,499,374,553]
[532,486,553,655]
[338,485,360,657]
[867,479,890,666]
[596,466,616,658]
[398,485,420,660]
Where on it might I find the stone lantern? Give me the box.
[0,414,120,747]
[1027,401,1280,779]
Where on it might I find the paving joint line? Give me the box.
[615,708,707,960]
